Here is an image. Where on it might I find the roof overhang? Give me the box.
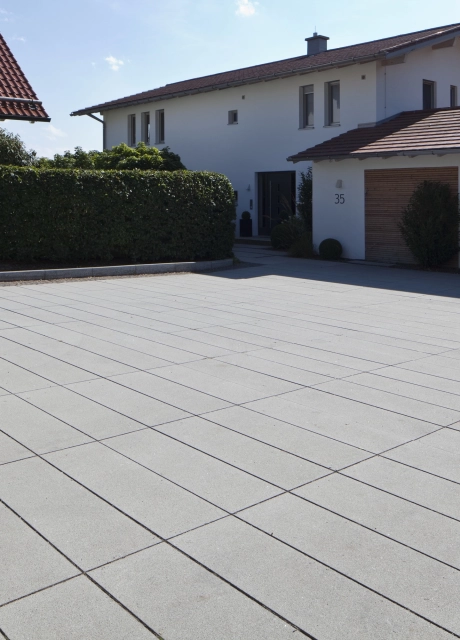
[0,113,51,123]
[288,148,460,163]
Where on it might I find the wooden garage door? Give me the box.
[365,167,459,263]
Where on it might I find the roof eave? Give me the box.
[288,148,460,163]
[384,28,460,58]
[0,114,51,122]
[71,52,387,117]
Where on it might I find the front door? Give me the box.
[258,171,296,236]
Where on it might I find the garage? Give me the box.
[365,167,459,263]
[288,107,460,266]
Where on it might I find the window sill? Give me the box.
[324,124,341,128]
[299,126,314,130]
[228,123,238,126]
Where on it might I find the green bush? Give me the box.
[288,232,314,258]
[241,211,251,221]
[319,238,343,260]
[270,216,304,250]
[297,168,312,232]
[399,180,459,268]
[0,168,235,263]
[0,128,36,166]
[36,143,186,172]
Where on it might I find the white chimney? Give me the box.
[305,32,329,56]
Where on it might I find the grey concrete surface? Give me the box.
[1,245,460,638]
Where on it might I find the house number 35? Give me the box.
[335,194,345,204]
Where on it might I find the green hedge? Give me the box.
[0,168,235,263]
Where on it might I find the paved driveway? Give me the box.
[1,246,460,639]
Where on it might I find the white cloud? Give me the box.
[0,7,13,21]
[45,124,67,141]
[235,0,258,17]
[105,55,124,71]
[12,35,26,42]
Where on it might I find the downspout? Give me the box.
[84,113,105,149]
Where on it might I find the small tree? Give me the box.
[399,180,459,268]
[297,167,312,232]
[0,128,36,166]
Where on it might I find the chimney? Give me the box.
[305,32,329,56]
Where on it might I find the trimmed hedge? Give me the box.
[0,168,235,263]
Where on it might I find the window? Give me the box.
[228,110,238,124]
[155,109,165,143]
[141,112,150,145]
[128,114,136,146]
[423,80,436,109]
[451,85,458,108]
[300,85,314,128]
[326,81,340,125]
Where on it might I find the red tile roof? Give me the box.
[0,34,50,122]
[288,108,460,162]
[71,23,460,116]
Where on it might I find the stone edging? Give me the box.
[0,258,234,282]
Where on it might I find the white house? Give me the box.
[72,22,460,259]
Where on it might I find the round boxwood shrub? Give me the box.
[241,211,251,220]
[271,216,304,250]
[319,238,343,260]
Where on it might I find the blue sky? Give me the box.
[2,0,460,157]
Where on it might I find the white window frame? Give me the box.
[127,114,136,146]
[141,112,151,145]
[300,85,314,128]
[228,110,238,125]
[155,109,165,144]
[325,81,340,126]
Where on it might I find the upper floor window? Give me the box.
[228,110,238,124]
[300,85,314,128]
[156,109,165,144]
[128,114,136,146]
[141,112,150,145]
[451,85,458,108]
[326,81,340,125]
[423,80,436,110]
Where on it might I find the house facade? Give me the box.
[72,24,460,249]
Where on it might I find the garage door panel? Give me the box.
[365,168,459,264]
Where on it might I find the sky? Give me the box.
[2,0,460,158]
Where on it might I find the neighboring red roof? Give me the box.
[288,108,460,162]
[0,34,50,122]
[71,23,460,116]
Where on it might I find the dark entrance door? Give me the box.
[258,171,296,236]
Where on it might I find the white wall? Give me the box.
[102,61,378,232]
[312,155,460,265]
[377,39,460,120]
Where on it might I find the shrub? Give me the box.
[319,238,343,260]
[241,211,251,220]
[297,167,312,232]
[36,143,186,171]
[0,128,36,166]
[289,232,314,258]
[0,168,234,263]
[399,180,459,268]
[270,216,304,250]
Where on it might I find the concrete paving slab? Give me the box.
[173,516,452,640]
[104,427,281,511]
[91,543,298,639]
[311,378,460,425]
[344,455,460,520]
[45,442,225,538]
[0,395,93,454]
[0,576,154,640]
[0,502,78,605]
[401,354,460,382]
[206,406,370,469]
[384,429,460,483]
[19,386,145,440]
[109,371,230,415]
[0,457,158,570]
[0,358,55,394]
[0,432,34,465]
[295,473,460,568]
[245,389,436,452]
[65,378,189,426]
[157,416,330,489]
[240,493,460,634]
